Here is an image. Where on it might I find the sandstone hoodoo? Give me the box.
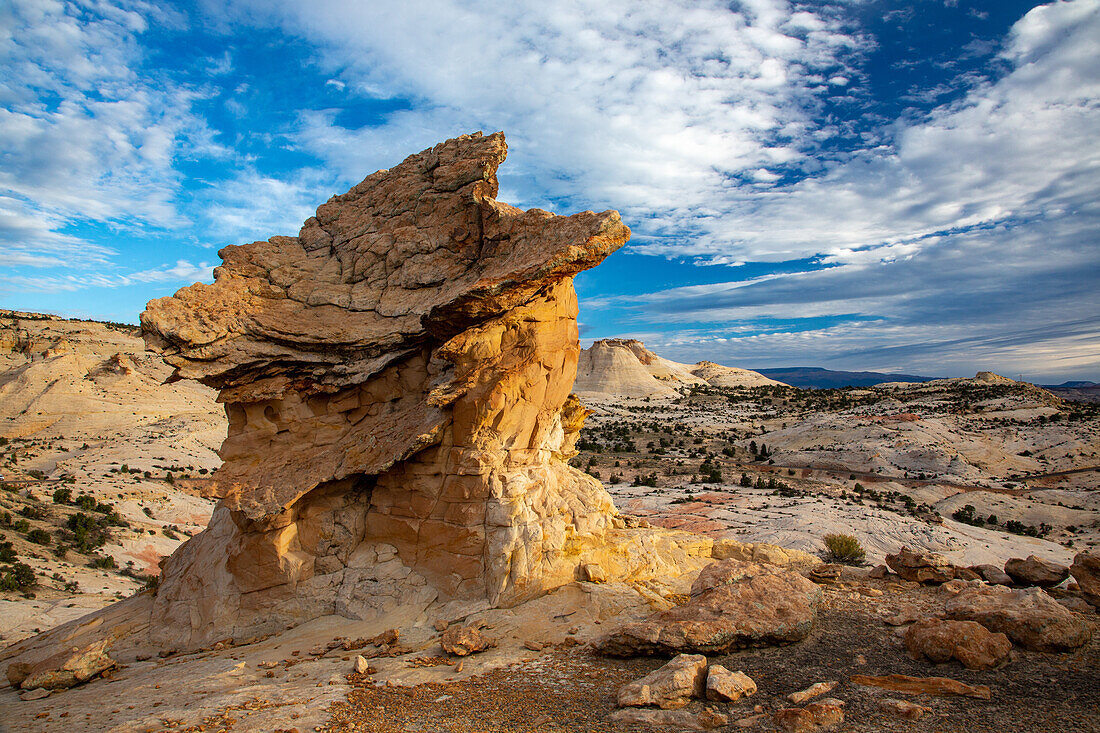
[2,132,712,667]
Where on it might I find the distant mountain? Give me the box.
[752,367,941,389]
[1041,382,1100,403]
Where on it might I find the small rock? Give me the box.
[809,564,842,585]
[939,579,970,595]
[885,546,957,584]
[787,681,837,705]
[354,655,370,674]
[734,713,768,728]
[773,702,844,733]
[580,562,607,583]
[1058,596,1093,614]
[617,653,707,709]
[882,606,921,626]
[523,640,544,651]
[904,618,1012,670]
[880,698,931,720]
[441,625,496,656]
[434,620,449,632]
[1004,556,1069,587]
[970,564,1013,586]
[868,564,890,579]
[608,707,727,730]
[705,665,757,702]
[1069,552,1100,607]
[20,688,52,701]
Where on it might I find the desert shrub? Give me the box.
[25,528,52,545]
[91,554,116,569]
[0,540,16,562]
[52,487,73,504]
[12,519,30,533]
[823,533,866,564]
[67,512,108,553]
[0,562,36,591]
[75,494,96,511]
[19,504,47,520]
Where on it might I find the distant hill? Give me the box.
[752,367,941,389]
[574,339,785,398]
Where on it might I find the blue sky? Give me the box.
[1,0,1098,382]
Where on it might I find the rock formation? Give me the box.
[572,338,784,399]
[2,132,712,671]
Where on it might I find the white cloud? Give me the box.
[0,259,214,293]
[218,0,867,219]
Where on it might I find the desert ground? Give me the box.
[2,319,1098,732]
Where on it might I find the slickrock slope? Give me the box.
[0,311,219,441]
[2,132,712,670]
[572,338,783,398]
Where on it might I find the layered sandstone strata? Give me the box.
[125,131,705,651]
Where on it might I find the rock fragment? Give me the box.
[903,618,1012,670]
[441,625,496,656]
[773,702,844,733]
[880,698,932,720]
[705,665,757,702]
[597,560,822,656]
[885,547,957,584]
[608,707,728,730]
[1004,556,1070,587]
[970,564,1013,586]
[7,639,116,691]
[616,653,707,709]
[787,681,838,705]
[850,673,991,699]
[1069,552,1100,606]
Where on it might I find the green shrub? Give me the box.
[823,533,866,564]
[0,562,36,591]
[25,528,52,545]
[91,554,116,569]
[52,487,73,504]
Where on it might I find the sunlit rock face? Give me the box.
[140,131,638,648]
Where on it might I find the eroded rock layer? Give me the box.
[127,131,704,650]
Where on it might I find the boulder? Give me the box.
[616,653,707,709]
[903,618,1012,670]
[773,702,844,733]
[1004,556,1069,587]
[596,560,822,656]
[970,564,1013,586]
[945,585,1092,652]
[705,665,756,702]
[608,707,728,730]
[885,546,957,584]
[1069,552,1100,607]
[440,625,496,657]
[6,639,115,691]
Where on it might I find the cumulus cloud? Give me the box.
[218,0,867,217]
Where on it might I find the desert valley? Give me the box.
[0,133,1097,733]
